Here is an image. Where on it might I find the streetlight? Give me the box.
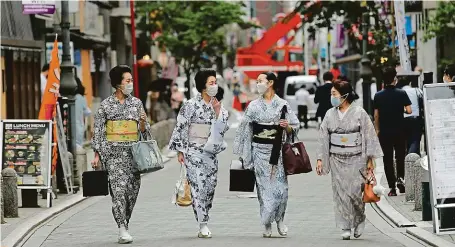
[360,11,373,116]
[59,0,78,191]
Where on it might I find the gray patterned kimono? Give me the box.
[169,93,229,223]
[316,105,383,230]
[233,95,299,225]
[92,93,152,230]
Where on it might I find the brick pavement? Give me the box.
[23,128,411,247]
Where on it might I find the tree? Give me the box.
[136,1,253,98]
[424,1,455,41]
[293,1,396,80]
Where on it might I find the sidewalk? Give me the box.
[1,146,173,247]
[376,164,455,246]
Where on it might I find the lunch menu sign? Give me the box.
[1,120,52,188]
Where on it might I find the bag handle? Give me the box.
[269,105,287,166]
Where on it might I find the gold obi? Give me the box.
[106,120,138,142]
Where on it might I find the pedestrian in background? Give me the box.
[295,84,311,129]
[170,83,184,116]
[233,72,299,238]
[315,72,334,122]
[40,63,49,98]
[91,65,151,244]
[316,80,383,240]
[168,68,229,238]
[75,77,91,148]
[402,77,423,155]
[373,67,412,196]
[443,64,455,83]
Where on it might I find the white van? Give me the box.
[283,75,320,120]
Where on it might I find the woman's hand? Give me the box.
[316,160,323,176]
[367,158,374,170]
[279,119,292,133]
[91,152,100,170]
[211,98,221,118]
[140,111,147,132]
[178,152,185,165]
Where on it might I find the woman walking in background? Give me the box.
[316,80,383,240]
[169,68,229,238]
[75,77,91,148]
[91,65,151,244]
[233,72,299,238]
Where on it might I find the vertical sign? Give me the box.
[55,103,73,194]
[22,0,55,15]
[394,1,412,72]
[0,120,53,207]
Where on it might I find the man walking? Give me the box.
[295,84,311,129]
[373,67,412,196]
[314,72,334,122]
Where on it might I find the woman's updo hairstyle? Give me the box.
[194,68,216,93]
[259,72,279,91]
[332,80,359,103]
[109,65,132,89]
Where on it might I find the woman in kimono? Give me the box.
[315,80,383,240]
[233,72,299,238]
[91,65,151,244]
[169,68,229,238]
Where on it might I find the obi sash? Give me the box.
[106,120,138,142]
[189,123,211,144]
[330,132,362,154]
[252,122,279,144]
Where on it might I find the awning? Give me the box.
[1,1,44,49]
[334,54,362,64]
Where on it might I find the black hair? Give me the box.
[323,72,334,81]
[194,68,216,93]
[41,64,49,72]
[444,64,455,79]
[300,84,306,89]
[109,65,132,89]
[258,71,279,91]
[332,80,359,104]
[75,77,85,95]
[396,77,408,89]
[382,66,397,85]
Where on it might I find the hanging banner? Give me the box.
[394,0,412,72]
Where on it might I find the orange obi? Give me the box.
[106,120,138,142]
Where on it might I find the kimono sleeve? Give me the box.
[92,104,107,155]
[203,105,229,154]
[360,108,383,159]
[168,101,191,153]
[316,110,331,175]
[233,105,254,169]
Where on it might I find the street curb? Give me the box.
[2,194,88,247]
[3,149,173,247]
[373,164,454,247]
[406,227,455,247]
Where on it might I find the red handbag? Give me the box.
[282,134,313,175]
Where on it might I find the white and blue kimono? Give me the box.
[169,93,229,223]
[233,95,299,225]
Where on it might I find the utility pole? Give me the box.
[360,11,373,116]
[59,0,77,190]
[130,0,139,97]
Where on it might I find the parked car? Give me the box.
[283,75,320,121]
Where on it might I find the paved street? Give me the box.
[21,127,427,247]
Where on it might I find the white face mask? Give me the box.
[257,82,269,94]
[206,84,218,97]
[121,83,134,95]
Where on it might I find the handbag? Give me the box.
[82,170,109,197]
[131,130,164,174]
[172,166,192,207]
[359,168,380,203]
[279,106,312,175]
[229,158,256,192]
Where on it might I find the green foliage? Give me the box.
[424,1,455,41]
[295,1,394,75]
[136,1,253,73]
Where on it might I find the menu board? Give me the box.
[0,120,52,188]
